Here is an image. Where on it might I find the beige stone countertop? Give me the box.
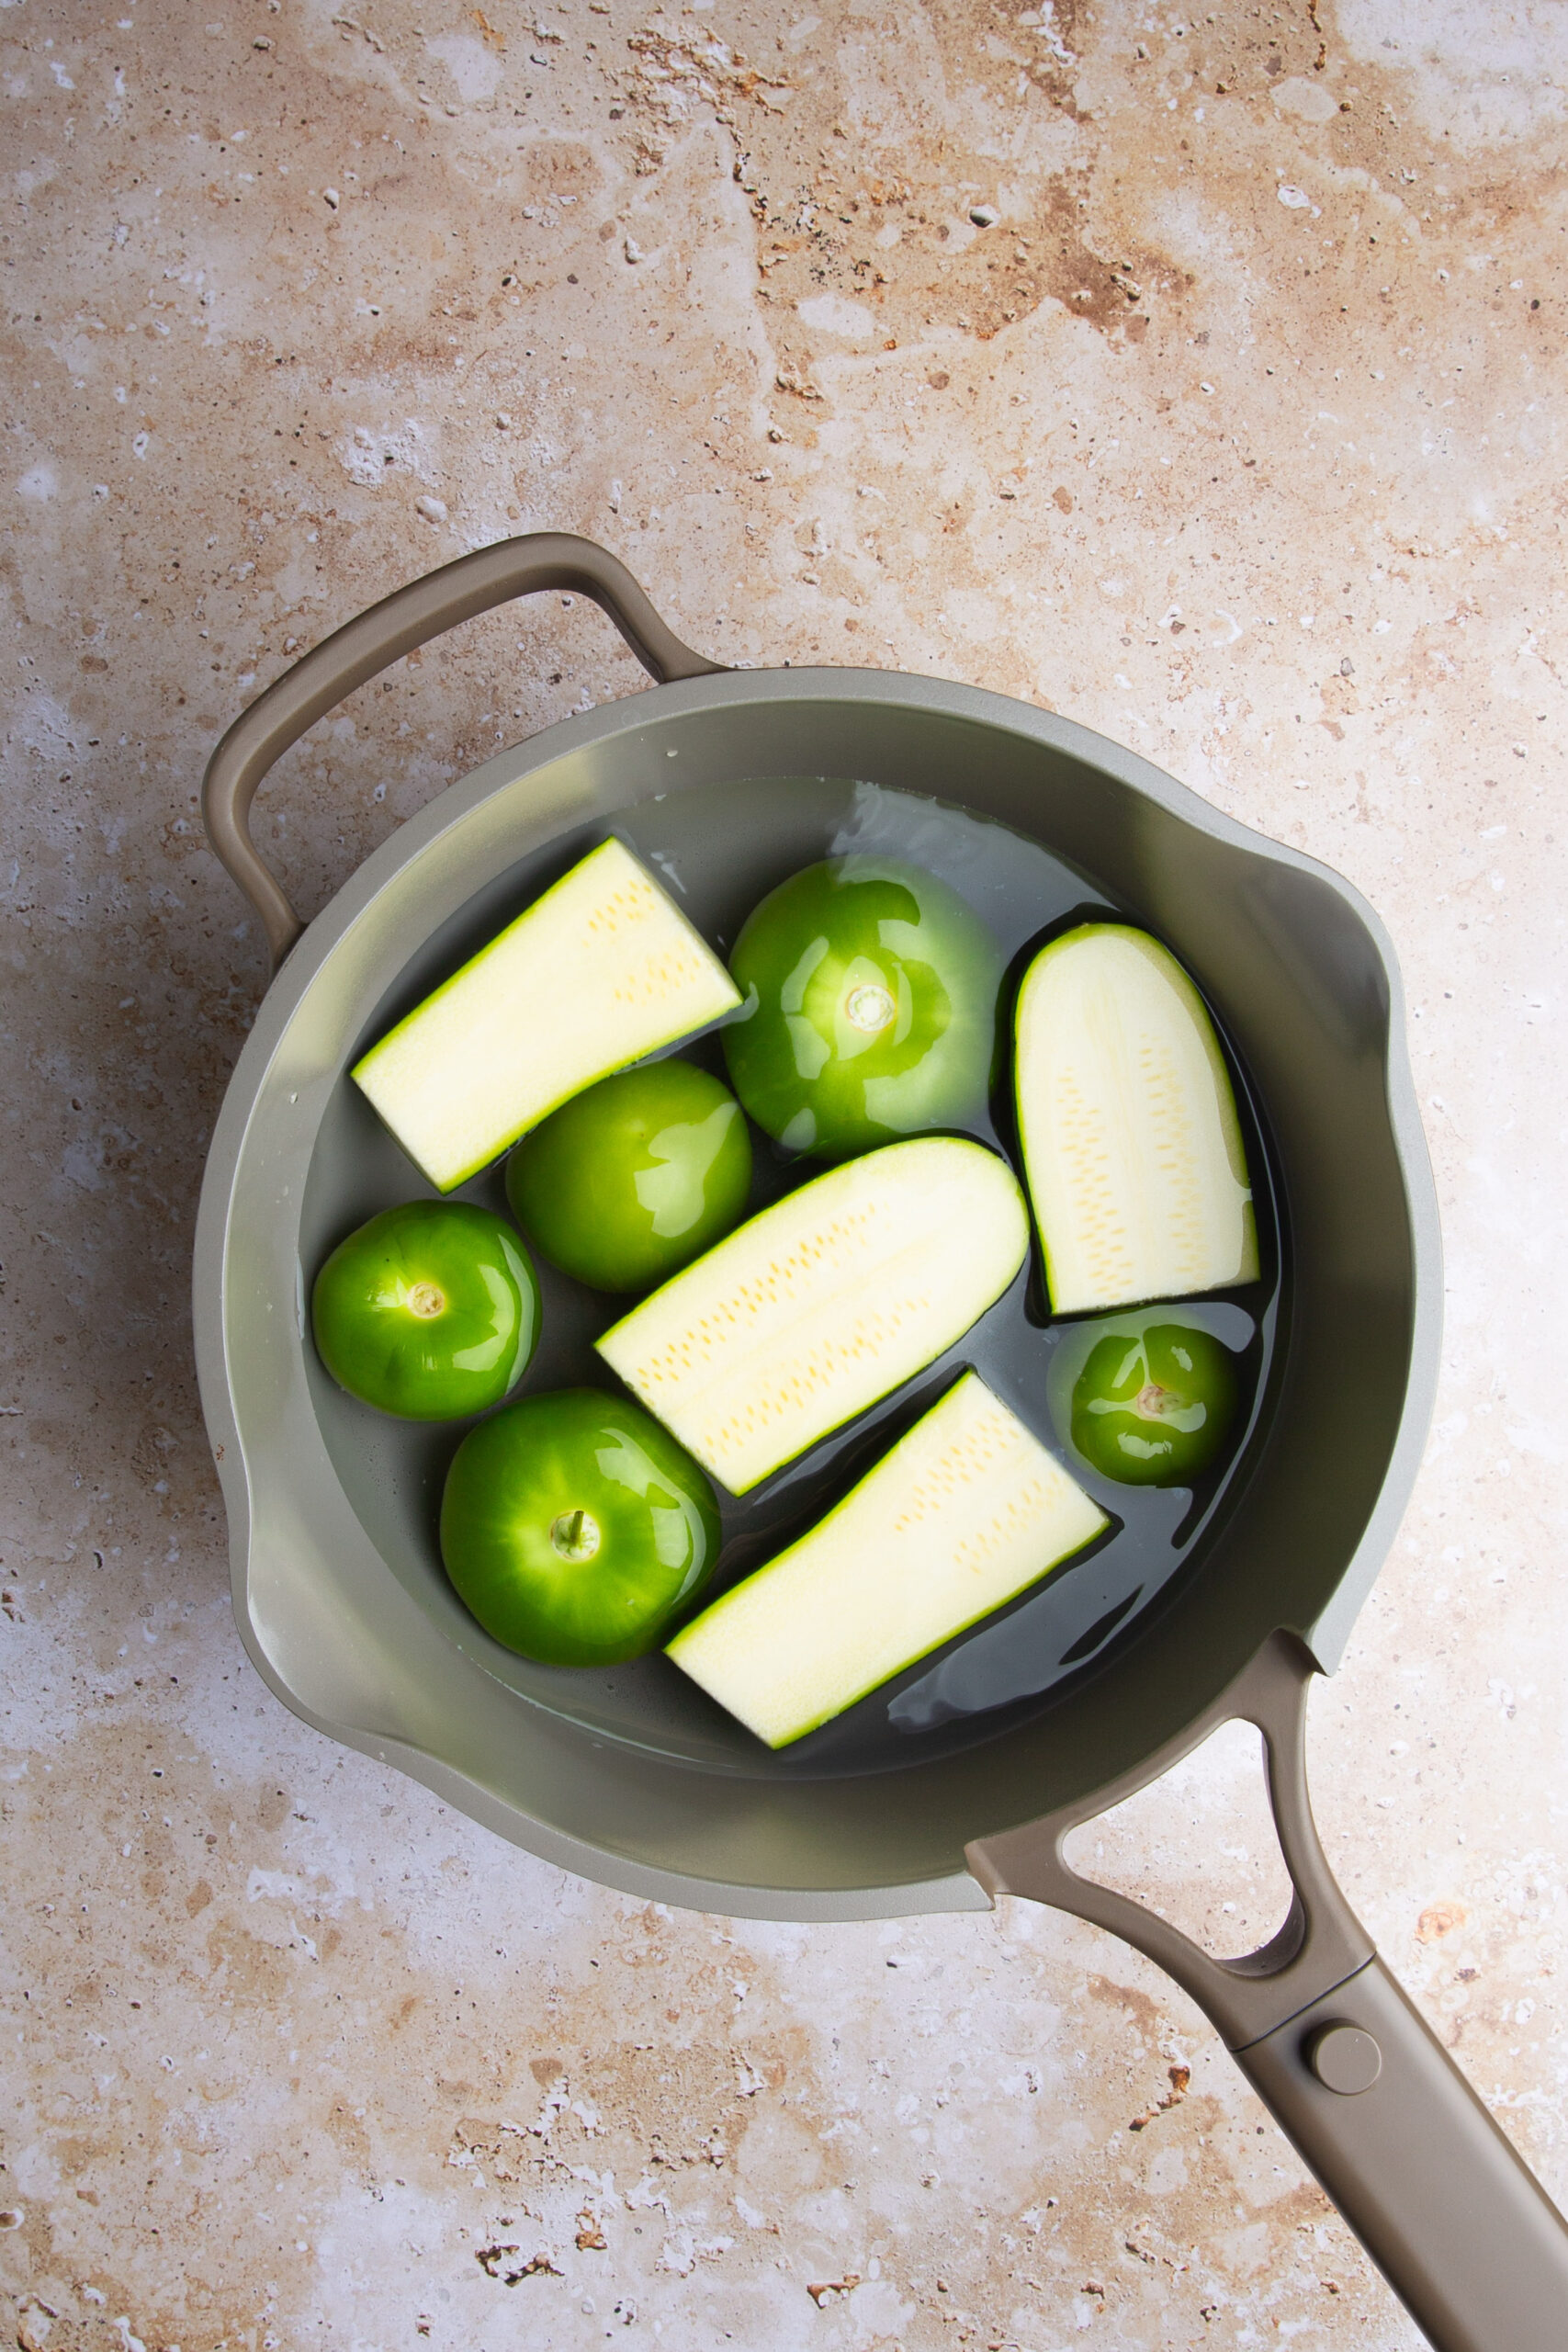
[4,3,1566,2346]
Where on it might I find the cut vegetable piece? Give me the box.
[667,1371,1108,1747]
[596,1136,1028,1495]
[1015,923,1258,1314]
[353,838,742,1192]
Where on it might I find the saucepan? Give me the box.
[192,534,1568,2348]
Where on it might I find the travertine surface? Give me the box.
[4,2,1566,2346]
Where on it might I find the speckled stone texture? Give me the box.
[3,2,1566,2346]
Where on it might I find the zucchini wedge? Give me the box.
[667,1370,1107,1747]
[353,838,741,1192]
[595,1136,1028,1495]
[1015,924,1258,1314]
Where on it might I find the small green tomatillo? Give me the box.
[1068,1320,1240,1487]
[506,1060,751,1295]
[439,1386,721,1666]
[310,1199,539,1421]
[722,855,1003,1159]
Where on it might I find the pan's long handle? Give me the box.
[967,1632,1568,2352]
[1234,1957,1568,2352]
[200,531,724,972]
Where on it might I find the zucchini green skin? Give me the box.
[1014,923,1258,1315]
[667,1370,1107,1747]
[595,1136,1030,1496]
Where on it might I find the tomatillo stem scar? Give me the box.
[550,1509,602,1562]
[844,982,897,1035]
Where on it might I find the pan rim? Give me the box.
[193,663,1441,1917]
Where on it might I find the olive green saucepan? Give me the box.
[194,534,1568,2349]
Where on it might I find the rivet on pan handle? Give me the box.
[200,531,725,973]
[968,1629,1568,2352]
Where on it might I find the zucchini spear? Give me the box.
[1014,924,1257,1314]
[668,1371,1107,1747]
[353,838,741,1192]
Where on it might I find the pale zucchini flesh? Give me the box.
[595,1136,1029,1496]
[667,1371,1108,1747]
[1015,924,1258,1314]
[353,837,741,1193]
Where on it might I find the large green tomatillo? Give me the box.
[1066,1319,1241,1487]
[506,1060,752,1295]
[311,1199,539,1420]
[439,1387,721,1666]
[721,855,1004,1159]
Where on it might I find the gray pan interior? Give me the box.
[192,669,1440,1919]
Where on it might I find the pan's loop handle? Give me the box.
[969,1630,1568,2352]
[968,1630,1369,2045]
[199,531,725,973]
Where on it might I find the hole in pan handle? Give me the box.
[199,531,725,974]
[968,1630,1568,2352]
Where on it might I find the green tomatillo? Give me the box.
[505,1060,752,1294]
[311,1199,539,1420]
[1066,1319,1241,1487]
[721,855,1003,1159]
[439,1386,722,1666]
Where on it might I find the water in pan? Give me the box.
[302,775,1283,1783]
